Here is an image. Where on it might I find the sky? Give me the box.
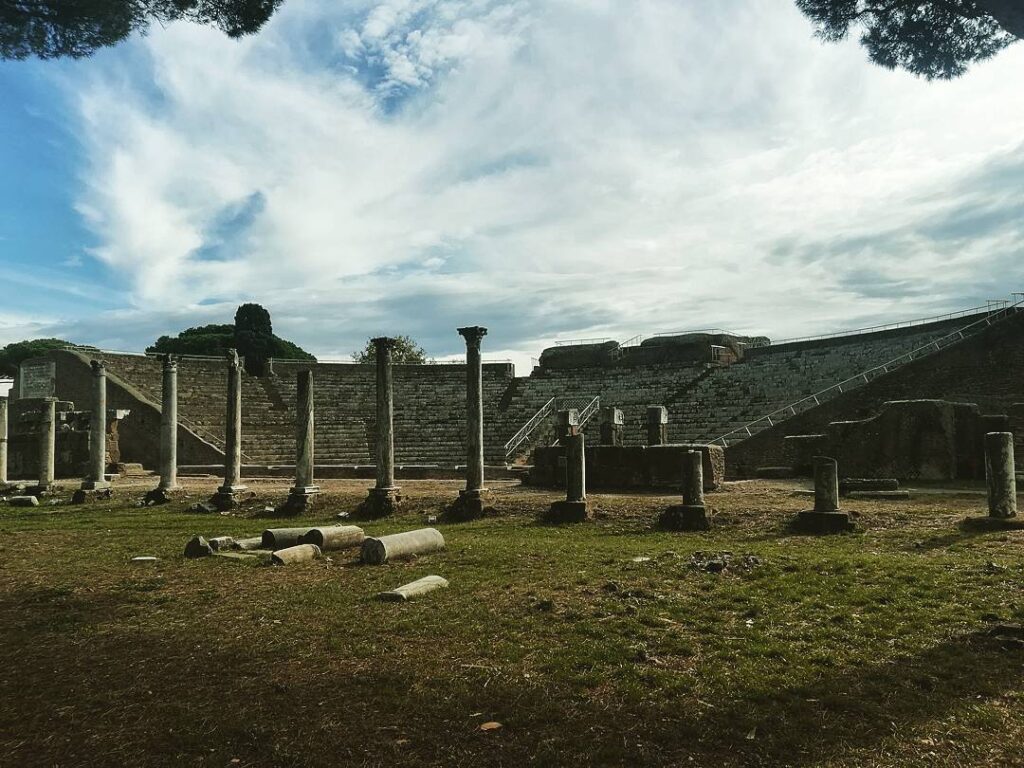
[1,0,1022,374]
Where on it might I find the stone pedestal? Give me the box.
[361,338,401,517]
[79,361,111,497]
[544,433,591,523]
[555,409,580,445]
[647,406,668,446]
[985,432,1018,519]
[796,456,854,533]
[661,449,710,531]
[277,369,320,516]
[599,407,624,447]
[211,350,247,511]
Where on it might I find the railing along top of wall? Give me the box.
[652,328,744,338]
[709,297,1023,447]
[749,302,1010,348]
[553,338,613,347]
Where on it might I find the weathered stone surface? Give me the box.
[361,528,446,565]
[985,432,1018,519]
[271,543,321,565]
[795,510,855,534]
[208,536,235,551]
[660,505,710,531]
[444,489,496,522]
[143,487,186,506]
[231,536,264,551]
[184,535,213,558]
[840,478,900,494]
[846,490,911,501]
[9,495,39,507]
[357,486,402,519]
[542,500,592,524]
[157,355,180,492]
[71,487,113,504]
[543,433,591,523]
[813,457,841,513]
[646,405,668,446]
[261,527,314,550]
[529,444,725,492]
[378,575,449,601]
[298,525,365,551]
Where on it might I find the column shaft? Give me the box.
[159,357,179,490]
[566,433,586,502]
[374,339,395,489]
[985,432,1018,519]
[88,362,107,485]
[813,456,840,513]
[295,370,315,490]
[224,352,243,489]
[684,450,705,507]
[39,399,55,488]
[0,397,7,485]
[458,326,487,492]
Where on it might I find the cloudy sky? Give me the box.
[1,0,1022,372]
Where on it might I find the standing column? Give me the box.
[81,361,111,491]
[796,456,853,533]
[361,338,401,517]
[212,349,247,510]
[660,449,710,531]
[38,398,56,491]
[544,432,591,523]
[278,369,319,515]
[448,326,494,520]
[0,396,8,486]
[159,355,179,491]
[985,432,1018,519]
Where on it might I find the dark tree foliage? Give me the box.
[147,305,314,375]
[353,335,428,365]
[797,0,1018,79]
[0,0,284,60]
[0,337,76,376]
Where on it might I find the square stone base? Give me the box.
[275,486,321,517]
[444,489,496,522]
[541,499,592,524]
[71,487,114,504]
[659,504,711,531]
[795,510,855,534]
[80,479,112,491]
[357,486,402,519]
[211,485,249,512]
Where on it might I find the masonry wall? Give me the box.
[726,311,1024,477]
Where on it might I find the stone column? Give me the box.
[278,369,319,515]
[460,326,487,493]
[985,432,1018,519]
[647,406,668,446]
[361,338,401,517]
[447,326,494,520]
[813,456,840,513]
[212,349,247,510]
[38,398,56,490]
[0,397,8,486]
[544,432,591,523]
[660,449,710,531]
[159,355,179,491]
[599,406,624,446]
[796,456,853,533]
[81,361,111,491]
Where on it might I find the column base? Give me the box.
[210,485,249,512]
[795,510,855,534]
[71,487,114,505]
[659,504,711,531]
[144,486,187,506]
[444,489,496,522]
[275,486,321,517]
[357,486,402,519]
[80,479,112,491]
[541,499,592,524]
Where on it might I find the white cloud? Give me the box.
[63,0,1024,373]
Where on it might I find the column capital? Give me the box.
[457,326,488,349]
[90,359,106,376]
[159,353,178,371]
[226,348,241,369]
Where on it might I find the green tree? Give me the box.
[797,0,1021,79]
[353,335,428,365]
[147,305,315,373]
[0,338,78,377]
[0,0,284,61]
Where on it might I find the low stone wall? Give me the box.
[527,444,725,492]
[783,400,1006,481]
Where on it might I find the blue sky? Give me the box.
[1,0,1023,372]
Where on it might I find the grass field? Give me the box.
[1,477,1023,767]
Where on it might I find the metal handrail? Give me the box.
[709,298,1022,447]
[653,328,743,338]
[578,396,601,427]
[750,302,1007,348]
[504,397,555,457]
[553,337,612,347]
